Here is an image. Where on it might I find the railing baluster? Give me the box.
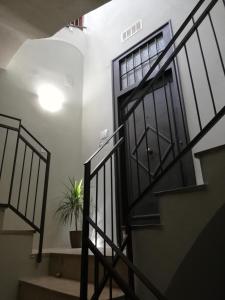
[115,147,122,247]
[95,173,98,246]
[80,161,91,300]
[184,45,202,130]
[152,89,163,173]
[25,151,34,217]
[126,114,134,204]
[141,98,152,182]
[33,157,41,222]
[0,129,8,180]
[37,151,51,263]
[8,123,21,205]
[168,80,185,185]
[110,155,114,300]
[125,57,128,88]
[103,164,106,265]
[110,156,114,249]
[17,144,27,210]
[133,112,141,195]
[192,17,217,115]
[208,12,225,76]
[172,58,189,145]
[162,75,176,160]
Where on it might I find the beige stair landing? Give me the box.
[19,276,124,300]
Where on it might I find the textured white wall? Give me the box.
[81,0,198,162]
[0,37,84,249]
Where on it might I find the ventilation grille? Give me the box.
[121,20,143,42]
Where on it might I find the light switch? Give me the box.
[100,129,109,141]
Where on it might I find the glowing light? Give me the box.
[37,84,65,112]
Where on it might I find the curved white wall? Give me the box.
[0,36,85,248]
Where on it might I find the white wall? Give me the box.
[0,35,85,249]
[82,0,225,181]
[81,0,200,162]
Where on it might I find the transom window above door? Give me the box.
[120,34,165,90]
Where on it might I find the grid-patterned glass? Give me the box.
[120,34,164,90]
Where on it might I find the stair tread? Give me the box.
[32,247,114,257]
[154,184,207,197]
[0,203,8,209]
[195,144,225,158]
[0,230,35,235]
[20,276,124,299]
[127,224,163,231]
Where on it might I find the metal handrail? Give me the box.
[85,124,124,164]
[0,114,50,262]
[0,113,21,122]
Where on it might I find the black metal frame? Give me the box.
[80,0,225,298]
[0,113,51,262]
[112,21,197,228]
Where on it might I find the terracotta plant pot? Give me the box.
[70,230,82,248]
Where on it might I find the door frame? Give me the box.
[111,21,195,227]
[112,21,174,130]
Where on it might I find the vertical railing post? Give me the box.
[80,161,91,300]
[37,151,51,263]
[8,121,21,205]
[120,123,135,292]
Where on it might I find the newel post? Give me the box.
[80,161,91,300]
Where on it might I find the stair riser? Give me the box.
[49,254,128,288]
[19,283,78,300]
[198,148,225,187]
[132,148,225,298]
[0,209,4,229]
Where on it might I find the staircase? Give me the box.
[80,0,225,299]
[133,145,225,299]
[0,206,49,300]
[18,250,125,300]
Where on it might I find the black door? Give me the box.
[113,23,195,227]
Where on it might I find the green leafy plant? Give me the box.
[56,178,83,231]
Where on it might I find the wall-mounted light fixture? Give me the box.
[37,84,65,113]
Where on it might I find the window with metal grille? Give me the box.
[120,34,165,90]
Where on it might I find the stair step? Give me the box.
[35,249,127,286]
[0,209,5,229]
[128,223,163,230]
[154,184,207,197]
[19,276,124,300]
[0,203,8,208]
[0,230,35,236]
[194,144,225,158]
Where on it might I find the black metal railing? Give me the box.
[0,114,50,262]
[80,126,167,300]
[80,0,225,298]
[122,0,225,212]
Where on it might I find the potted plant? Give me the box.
[56,178,83,248]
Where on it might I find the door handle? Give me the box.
[147,147,154,155]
